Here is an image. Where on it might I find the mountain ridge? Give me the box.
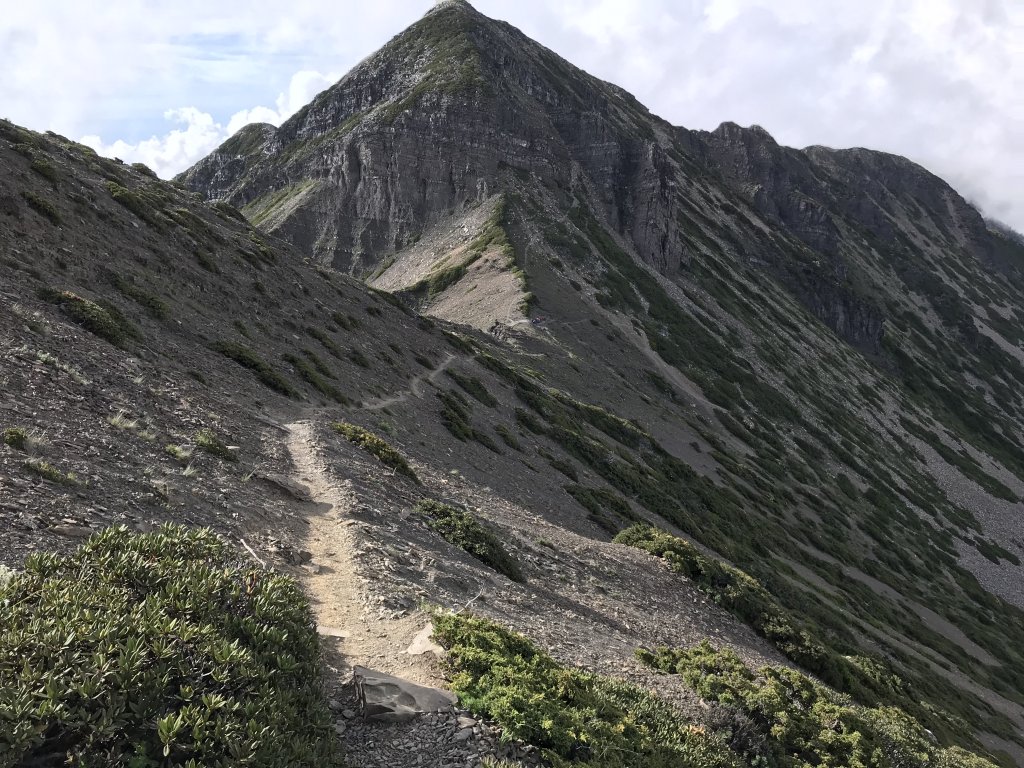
[3,2,1024,765]
[176,5,1024,760]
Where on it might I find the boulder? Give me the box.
[353,666,457,721]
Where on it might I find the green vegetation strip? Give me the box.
[432,613,742,768]
[415,500,522,582]
[637,642,999,768]
[331,422,419,483]
[0,525,338,767]
[38,288,139,347]
[212,340,297,398]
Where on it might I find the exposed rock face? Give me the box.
[178,0,1011,353]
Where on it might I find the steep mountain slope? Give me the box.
[177,2,1024,764]
[6,2,1024,766]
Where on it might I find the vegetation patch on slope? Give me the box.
[432,613,742,768]
[615,525,900,705]
[38,288,139,347]
[0,525,338,767]
[638,642,1000,768]
[212,340,298,397]
[416,500,522,581]
[331,422,419,483]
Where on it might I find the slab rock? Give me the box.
[353,666,457,721]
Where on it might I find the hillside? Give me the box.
[3,1,1024,766]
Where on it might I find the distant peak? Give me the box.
[713,121,778,146]
[426,0,476,14]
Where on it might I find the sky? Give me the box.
[3,1,1021,231]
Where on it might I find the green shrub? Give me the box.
[23,458,78,485]
[109,273,169,319]
[21,191,60,224]
[494,424,522,451]
[614,525,896,703]
[446,370,498,407]
[2,428,28,451]
[0,525,338,767]
[331,422,419,482]
[439,390,501,452]
[637,642,1000,768]
[30,157,59,183]
[415,500,522,582]
[131,162,158,179]
[283,354,346,403]
[194,428,237,462]
[432,613,742,768]
[39,289,137,346]
[212,340,297,397]
[566,485,637,534]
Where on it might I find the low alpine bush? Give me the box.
[0,525,338,767]
[331,422,419,482]
[432,613,742,768]
[415,500,522,582]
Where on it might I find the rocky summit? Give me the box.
[4,2,1024,766]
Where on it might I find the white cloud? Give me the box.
[79,69,338,178]
[3,0,1023,230]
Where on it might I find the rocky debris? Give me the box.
[331,680,538,768]
[354,666,458,721]
[272,543,313,565]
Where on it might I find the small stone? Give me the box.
[333,722,346,735]
[454,727,474,742]
[457,716,476,728]
[342,709,356,720]
[327,699,343,711]
[50,525,93,538]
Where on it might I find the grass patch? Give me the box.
[23,458,78,485]
[432,613,742,767]
[331,422,419,483]
[108,409,138,430]
[0,525,339,766]
[164,444,192,463]
[415,501,522,582]
[212,340,298,397]
[194,428,237,462]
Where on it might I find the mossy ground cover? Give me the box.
[0,525,338,767]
